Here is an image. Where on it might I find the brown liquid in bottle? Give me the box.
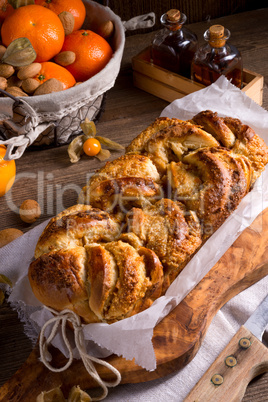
[191,25,243,88]
[151,9,198,79]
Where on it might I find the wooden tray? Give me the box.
[0,208,268,401]
[132,47,264,106]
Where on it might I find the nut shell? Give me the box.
[54,51,76,66]
[96,20,114,39]
[0,45,7,60]
[22,78,40,94]
[33,78,64,96]
[0,77,7,90]
[0,64,15,79]
[17,63,42,80]
[6,75,22,88]
[5,86,28,97]
[0,228,23,248]
[19,199,41,223]
[58,11,75,36]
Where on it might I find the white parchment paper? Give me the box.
[2,76,268,372]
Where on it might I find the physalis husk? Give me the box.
[68,118,124,163]
[0,274,13,306]
[36,385,92,401]
[36,387,65,402]
[2,37,36,67]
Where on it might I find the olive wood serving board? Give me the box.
[1,208,268,401]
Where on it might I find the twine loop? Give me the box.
[39,307,121,401]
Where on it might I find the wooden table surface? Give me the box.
[1,8,268,401]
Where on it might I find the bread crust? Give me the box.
[191,110,268,181]
[29,247,100,323]
[78,154,161,210]
[35,204,122,259]
[191,110,236,147]
[224,116,268,181]
[179,147,252,235]
[126,117,185,154]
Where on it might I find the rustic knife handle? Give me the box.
[184,325,268,402]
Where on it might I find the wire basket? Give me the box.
[0,0,125,160]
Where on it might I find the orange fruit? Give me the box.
[34,61,76,89]
[35,0,86,32]
[61,29,113,82]
[0,0,14,23]
[83,138,101,156]
[0,145,16,197]
[1,4,65,63]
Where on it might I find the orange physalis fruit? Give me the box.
[83,138,101,156]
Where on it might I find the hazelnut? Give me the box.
[0,228,23,248]
[19,199,41,223]
[58,11,75,36]
[96,20,114,39]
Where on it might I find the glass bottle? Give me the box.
[151,9,198,79]
[191,25,243,88]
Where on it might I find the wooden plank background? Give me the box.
[97,0,266,32]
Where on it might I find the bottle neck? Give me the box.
[209,43,228,54]
[204,26,230,48]
[160,12,187,32]
[209,39,226,48]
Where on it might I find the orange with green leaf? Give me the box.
[34,61,76,89]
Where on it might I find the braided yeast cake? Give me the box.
[29,111,268,323]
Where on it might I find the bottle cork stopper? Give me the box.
[209,25,226,47]
[166,9,181,22]
[209,25,224,38]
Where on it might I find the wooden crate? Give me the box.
[132,47,264,106]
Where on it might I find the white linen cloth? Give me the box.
[1,76,268,400]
